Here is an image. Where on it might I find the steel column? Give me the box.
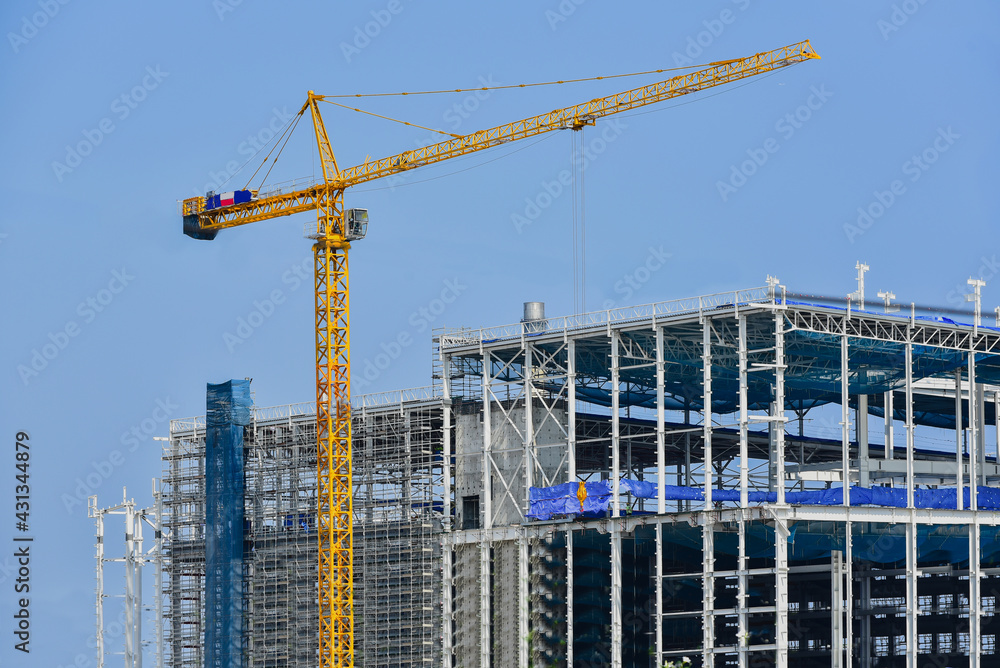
[775,309,788,668]
[905,342,916,668]
[775,517,789,668]
[844,519,852,668]
[841,334,850,507]
[971,517,982,668]
[524,346,534,502]
[567,339,576,483]
[738,315,748,667]
[519,534,528,668]
[125,499,136,668]
[831,551,843,668]
[906,342,915,510]
[970,354,978,510]
[611,522,623,668]
[611,330,621,518]
[656,327,665,515]
[480,352,492,668]
[905,517,917,668]
[775,310,786,504]
[738,315,749,508]
[442,355,454,668]
[566,528,574,667]
[858,395,869,488]
[153,480,164,668]
[957,370,964,510]
[655,523,663,667]
[702,317,715,666]
[885,389,894,460]
[92,498,105,668]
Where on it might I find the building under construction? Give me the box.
[161,284,1000,667]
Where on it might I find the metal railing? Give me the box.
[256,176,322,201]
[439,286,772,348]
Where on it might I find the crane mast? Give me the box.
[179,39,819,668]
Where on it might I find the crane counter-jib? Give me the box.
[180,39,818,239]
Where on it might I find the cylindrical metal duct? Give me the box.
[522,302,546,333]
[522,302,545,323]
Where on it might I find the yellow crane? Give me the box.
[180,39,819,668]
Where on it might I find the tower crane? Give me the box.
[179,39,819,668]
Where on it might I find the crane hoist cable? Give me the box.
[571,127,586,313]
[243,111,304,190]
[209,111,299,193]
[321,99,461,139]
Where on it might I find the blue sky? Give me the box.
[2,2,999,666]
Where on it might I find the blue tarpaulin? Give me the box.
[205,380,252,668]
[526,479,1000,520]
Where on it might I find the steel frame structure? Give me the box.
[90,487,164,668]
[437,286,1000,668]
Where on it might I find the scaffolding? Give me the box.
[161,391,443,668]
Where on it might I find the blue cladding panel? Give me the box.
[234,189,252,204]
[527,480,1000,521]
[205,380,251,668]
